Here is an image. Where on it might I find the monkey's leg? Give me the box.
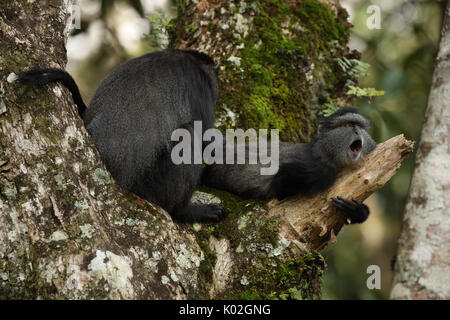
[171,204,225,223]
[331,197,370,224]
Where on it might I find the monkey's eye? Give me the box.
[345,123,352,128]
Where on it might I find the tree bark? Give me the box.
[0,0,411,299]
[390,0,450,300]
[0,1,214,300]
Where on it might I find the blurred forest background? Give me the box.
[65,0,444,299]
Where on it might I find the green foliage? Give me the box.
[337,57,370,80]
[321,101,339,116]
[336,57,385,100]
[346,85,385,98]
[321,57,384,114]
[146,9,173,51]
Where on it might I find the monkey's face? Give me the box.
[344,124,373,164]
[317,111,376,169]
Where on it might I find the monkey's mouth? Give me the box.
[350,139,362,153]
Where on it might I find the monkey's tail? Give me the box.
[17,68,87,117]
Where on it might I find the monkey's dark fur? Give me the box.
[203,107,376,224]
[18,49,224,222]
[18,49,376,224]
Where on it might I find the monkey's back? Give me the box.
[84,50,217,211]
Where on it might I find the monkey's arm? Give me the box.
[270,147,337,200]
[203,141,369,223]
[202,142,313,199]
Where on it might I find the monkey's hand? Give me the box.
[331,197,370,224]
[173,204,226,223]
[199,204,227,222]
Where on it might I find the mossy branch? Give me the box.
[266,134,414,252]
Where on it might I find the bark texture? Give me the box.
[390,1,450,300]
[0,1,209,300]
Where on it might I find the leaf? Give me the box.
[322,101,339,116]
[347,85,385,97]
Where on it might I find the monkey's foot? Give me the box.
[172,204,226,223]
[331,197,370,224]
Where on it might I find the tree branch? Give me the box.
[267,135,414,253]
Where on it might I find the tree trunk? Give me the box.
[0,0,411,299]
[390,0,450,300]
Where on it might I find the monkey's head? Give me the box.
[315,107,376,169]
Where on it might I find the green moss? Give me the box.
[194,186,270,246]
[274,252,325,298]
[0,246,59,299]
[197,241,216,285]
[34,117,60,145]
[192,186,280,297]
[227,251,325,300]
[0,49,35,73]
[191,187,324,299]
[258,215,280,247]
[220,251,325,300]
[296,0,349,47]
[212,0,352,142]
